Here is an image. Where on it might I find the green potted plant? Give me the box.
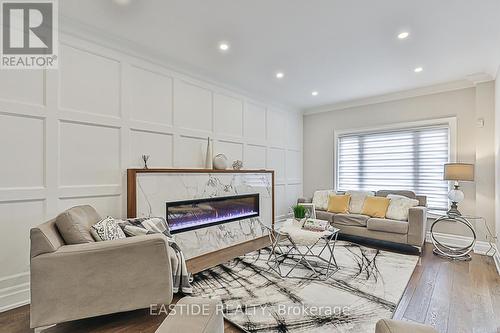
[292,204,306,223]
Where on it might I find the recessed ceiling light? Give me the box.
[398,32,410,39]
[218,42,230,51]
[275,72,284,79]
[414,67,423,73]
[311,91,319,96]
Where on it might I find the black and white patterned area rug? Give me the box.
[192,241,418,333]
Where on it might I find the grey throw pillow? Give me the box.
[55,205,101,244]
[90,216,126,241]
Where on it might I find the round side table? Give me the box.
[430,214,476,261]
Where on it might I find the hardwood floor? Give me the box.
[2,243,499,333]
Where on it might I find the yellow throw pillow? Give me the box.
[327,194,351,213]
[361,196,391,218]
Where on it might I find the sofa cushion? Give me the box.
[361,196,390,218]
[386,194,419,221]
[327,194,350,213]
[312,190,334,210]
[55,205,101,244]
[367,218,409,234]
[315,210,335,223]
[334,213,369,227]
[346,190,374,214]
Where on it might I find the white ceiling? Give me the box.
[60,0,500,110]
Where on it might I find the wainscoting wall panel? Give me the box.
[215,140,244,164]
[0,70,45,106]
[129,130,174,168]
[0,114,45,189]
[59,44,121,118]
[129,65,173,126]
[268,148,286,184]
[244,102,267,141]
[244,144,267,169]
[214,93,244,138]
[174,79,213,132]
[0,33,303,312]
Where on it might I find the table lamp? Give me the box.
[443,163,474,216]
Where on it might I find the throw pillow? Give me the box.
[386,194,419,221]
[327,194,351,213]
[361,196,391,218]
[55,205,101,244]
[346,190,375,214]
[312,190,334,210]
[90,216,126,242]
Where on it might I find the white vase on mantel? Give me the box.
[205,137,213,169]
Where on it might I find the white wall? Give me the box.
[0,34,303,311]
[495,68,500,254]
[303,85,495,241]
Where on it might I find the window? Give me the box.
[336,125,449,210]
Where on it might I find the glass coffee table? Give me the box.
[267,219,340,280]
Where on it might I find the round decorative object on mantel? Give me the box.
[232,160,243,170]
[213,154,229,170]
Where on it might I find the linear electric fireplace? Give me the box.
[166,194,260,234]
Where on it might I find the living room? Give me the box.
[0,1,499,333]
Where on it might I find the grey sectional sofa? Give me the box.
[299,190,427,251]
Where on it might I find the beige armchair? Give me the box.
[30,213,173,329]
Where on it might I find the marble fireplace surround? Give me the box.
[127,169,274,270]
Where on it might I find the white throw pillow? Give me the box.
[312,190,334,210]
[90,216,126,241]
[386,194,419,221]
[346,190,374,214]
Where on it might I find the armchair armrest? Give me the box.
[407,206,427,248]
[30,234,173,328]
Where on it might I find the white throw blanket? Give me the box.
[279,219,333,246]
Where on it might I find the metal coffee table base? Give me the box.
[267,232,339,280]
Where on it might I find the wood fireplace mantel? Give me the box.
[127,168,275,221]
[126,168,275,272]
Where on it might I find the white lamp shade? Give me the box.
[443,163,474,181]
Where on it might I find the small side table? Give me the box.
[430,214,476,261]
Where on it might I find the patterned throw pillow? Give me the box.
[386,194,419,221]
[90,216,126,241]
[346,190,375,214]
[312,190,335,210]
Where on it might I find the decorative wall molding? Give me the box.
[0,33,303,312]
[304,79,491,115]
[58,16,298,113]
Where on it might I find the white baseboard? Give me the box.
[426,231,500,274]
[0,272,30,313]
